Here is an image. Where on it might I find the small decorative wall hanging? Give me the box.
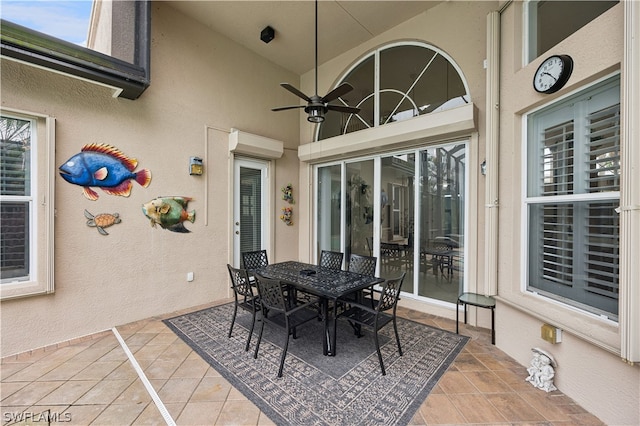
[280,206,293,226]
[84,209,122,235]
[59,143,152,200]
[142,196,195,233]
[281,183,295,204]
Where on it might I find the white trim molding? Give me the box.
[485,11,501,297]
[299,103,477,163]
[620,0,640,364]
[228,129,284,159]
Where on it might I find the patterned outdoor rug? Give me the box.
[164,303,469,426]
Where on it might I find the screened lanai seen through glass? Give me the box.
[318,43,469,140]
[314,142,467,305]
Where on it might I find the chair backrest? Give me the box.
[348,253,377,276]
[377,272,406,312]
[319,250,344,270]
[242,250,269,270]
[254,274,287,312]
[227,264,253,298]
[380,242,401,259]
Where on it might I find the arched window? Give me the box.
[318,42,470,141]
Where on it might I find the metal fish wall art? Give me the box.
[85,210,122,235]
[59,143,152,200]
[142,196,195,233]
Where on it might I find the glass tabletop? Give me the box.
[458,292,496,308]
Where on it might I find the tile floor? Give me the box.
[1,300,605,425]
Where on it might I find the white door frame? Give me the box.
[232,156,272,267]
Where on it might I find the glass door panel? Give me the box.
[380,154,415,293]
[417,144,465,303]
[233,158,268,267]
[313,142,466,304]
[345,160,375,269]
[316,165,342,259]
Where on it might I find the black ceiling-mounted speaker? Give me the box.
[261,26,275,44]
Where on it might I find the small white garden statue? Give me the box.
[525,347,557,392]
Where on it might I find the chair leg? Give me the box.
[278,332,291,378]
[392,317,403,356]
[253,318,265,359]
[228,304,238,338]
[373,329,386,376]
[245,310,257,351]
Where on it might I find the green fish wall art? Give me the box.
[142,196,195,233]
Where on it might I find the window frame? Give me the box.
[524,0,619,65]
[316,41,470,141]
[313,140,469,305]
[523,74,620,320]
[0,0,150,100]
[1,108,55,300]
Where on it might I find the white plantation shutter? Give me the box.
[527,77,620,319]
[540,121,574,196]
[239,167,262,253]
[539,203,573,287]
[0,116,32,282]
[584,201,619,302]
[587,104,621,193]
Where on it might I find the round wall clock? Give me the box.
[533,54,573,94]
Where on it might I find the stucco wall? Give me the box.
[296,0,496,321]
[293,1,639,424]
[495,2,639,425]
[0,2,299,356]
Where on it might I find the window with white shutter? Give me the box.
[526,76,620,320]
[0,110,55,299]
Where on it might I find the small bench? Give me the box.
[456,292,496,344]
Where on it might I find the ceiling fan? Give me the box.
[272,0,361,123]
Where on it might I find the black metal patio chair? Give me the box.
[319,250,344,270]
[346,253,378,306]
[241,249,269,270]
[226,264,260,351]
[253,274,320,377]
[337,272,406,376]
[348,253,377,276]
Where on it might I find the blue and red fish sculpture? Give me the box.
[59,143,152,200]
[142,196,195,233]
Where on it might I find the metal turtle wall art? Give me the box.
[85,210,122,235]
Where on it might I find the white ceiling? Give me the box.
[167,1,442,75]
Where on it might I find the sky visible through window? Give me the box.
[1,0,93,46]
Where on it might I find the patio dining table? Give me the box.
[252,261,383,356]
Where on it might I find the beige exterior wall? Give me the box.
[1,3,299,356]
[294,1,639,424]
[1,1,638,424]
[296,0,494,321]
[495,2,639,425]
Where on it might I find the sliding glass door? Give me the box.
[315,142,466,304]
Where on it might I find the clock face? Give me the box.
[533,55,573,94]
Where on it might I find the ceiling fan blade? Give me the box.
[321,82,354,103]
[326,104,361,114]
[272,105,306,112]
[280,83,312,102]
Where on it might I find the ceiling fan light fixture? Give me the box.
[271,0,359,124]
[307,107,325,123]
